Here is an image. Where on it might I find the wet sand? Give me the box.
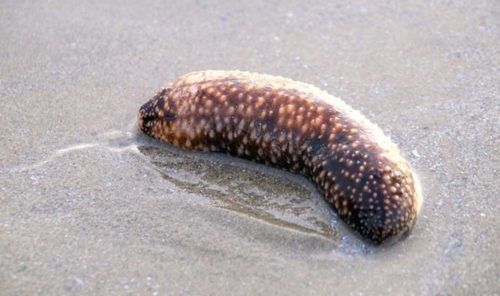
[1,0,498,295]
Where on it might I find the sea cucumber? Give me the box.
[138,70,422,243]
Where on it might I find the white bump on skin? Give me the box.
[256,96,265,108]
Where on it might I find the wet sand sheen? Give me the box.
[139,145,340,241]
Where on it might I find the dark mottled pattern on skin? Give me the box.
[138,70,422,244]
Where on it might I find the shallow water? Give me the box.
[1,0,498,295]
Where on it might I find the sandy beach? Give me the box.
[1,0,498,294]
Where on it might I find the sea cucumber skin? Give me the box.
[138,70,422,243]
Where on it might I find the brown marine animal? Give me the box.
[138,70,423,244]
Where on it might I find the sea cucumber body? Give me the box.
[138,70,422,243]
